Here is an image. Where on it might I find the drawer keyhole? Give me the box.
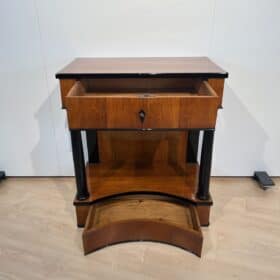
[139,110,146,123]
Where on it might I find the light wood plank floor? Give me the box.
[0,177,279,280]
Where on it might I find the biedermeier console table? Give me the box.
[56,57,228,257]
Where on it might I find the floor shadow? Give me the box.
[31,85,74,217]
[213,83,268,176]
[204,83,269,254]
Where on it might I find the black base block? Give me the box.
[254,171,275,190]
[0,171,6,180]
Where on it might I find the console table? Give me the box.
[56,57,228,257]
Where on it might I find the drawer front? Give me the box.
[106,98,143,128]
[65,81,219,129]
[144,96,219,129]
[143,97,180,129]
[66,96,143,129]
[66,95,106,129]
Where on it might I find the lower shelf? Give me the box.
[82,195,203,256]
[77,161,199,204]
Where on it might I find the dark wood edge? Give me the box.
[68,128,217,131]
[74,192,213,207]
[56,73,228,79]
[77,224,86,228]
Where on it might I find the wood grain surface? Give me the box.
[59,79,75,108]
[65,80,219,129]
[83,197,202,256]
[56,57,228,78]
[77,161,199,204]
[97,130,187,164]
[208,78,225,107]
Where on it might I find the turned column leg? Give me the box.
[86,130,99,163]
[197,129,215,200]
[70,130,89,200]
[186,130,200,163]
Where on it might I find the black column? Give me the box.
[186,130,200,163]
[86,130,99,163]
[70,130,89,200]
[197,130,215,200]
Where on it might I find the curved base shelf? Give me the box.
[75,161,204,205]
[82,195,203,257]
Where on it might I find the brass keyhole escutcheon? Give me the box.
[139,110,146,123]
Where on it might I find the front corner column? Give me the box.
[86,130,100,164]
[70,130,89,200]
[186,130,200,163]
[197,129,215,200]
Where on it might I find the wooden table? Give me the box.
[56,57,228,257]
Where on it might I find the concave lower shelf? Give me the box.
[75,161,200,204]
[79,161,204,256]
[83,195,203,256]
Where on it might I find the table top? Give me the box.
[56,57,228,79]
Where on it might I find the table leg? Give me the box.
[197,130,215,200]
[86,130,99,163]
[187,130,200,163]
[70,130,89,200]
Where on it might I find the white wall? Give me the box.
[0,0,279,176]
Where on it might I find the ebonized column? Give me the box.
[187,130,200,163]
[70,130,89,200]
[86,130,99,163]
[197,130,215,200]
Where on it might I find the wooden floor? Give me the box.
[0,177,279,280]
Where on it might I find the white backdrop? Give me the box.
[0,0,279,176]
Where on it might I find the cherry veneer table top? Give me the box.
[56,57,228,79]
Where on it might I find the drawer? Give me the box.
[65,86,143,129]
[65,78,219,129]
[144,83,219,128]
[82,195,203,256]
